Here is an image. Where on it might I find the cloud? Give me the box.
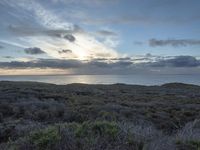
[0,59,82,69]
[0,58,132,69]
[149,56,200,67]
[149,38,200,47]
[51,0,119,6]
[2,0,119,60]
[0,39,26,48]
[0,45,3,49]
[24,47,46,55]
[81,15,184,25]
[13,0,72,29]
[94,29,119,48]
[96,30,118,37]
[58,49,73,54]
[89,59,132,68]
[0,56,200,75]
[1,55,199,69]
[64,34,76,42]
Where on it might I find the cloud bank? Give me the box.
[149,56,200,67]
[0,56,199,75]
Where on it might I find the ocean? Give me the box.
[0,74,200,85]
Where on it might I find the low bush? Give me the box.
[6,121,148,150]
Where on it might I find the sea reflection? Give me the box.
[0,74,200,85]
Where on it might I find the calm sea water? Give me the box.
[0,74,200,85]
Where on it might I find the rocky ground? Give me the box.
[0,81,200,150]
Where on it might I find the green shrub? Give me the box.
[29,126,61,150]
[75,121,119,139]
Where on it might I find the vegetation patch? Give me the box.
[176,140,200,150]
[75,121,119,138]
[29,126,61,150]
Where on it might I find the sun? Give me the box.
[76,49,89,60]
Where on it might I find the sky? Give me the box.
[0,0,200,75]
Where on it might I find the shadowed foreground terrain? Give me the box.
[0,81,200,150]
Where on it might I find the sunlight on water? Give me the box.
[0,74,200,85]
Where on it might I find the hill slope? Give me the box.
[0,81,200,150]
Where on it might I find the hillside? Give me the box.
[0,81,200,150]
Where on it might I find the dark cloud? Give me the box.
[145,53,152,57]
[58,49,73,54]
[149,56,200,67]
[64,34,76,42]
[88,60,132,69]
[110,61,133,68]
[3,56,13,59]
[0,58,132,69]
[0,59,82,69]
[149,38,200,47]
[0,56,200,75]
[0,45,4,49]
[96,30,117,37]
[24,47,46,55]
[110,57,132,61]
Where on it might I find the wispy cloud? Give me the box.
[51,0,119,7]
[0,39,26,48]
[94,29,119,48]
[1,0,120,60]
[96,30,118,37]
[8,25,77,38]
[149,38,200,47]
[80,15,200,25]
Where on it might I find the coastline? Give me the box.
[1,74,200,86]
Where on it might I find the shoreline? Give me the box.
[0,80,200,87]
[1,74,200,86]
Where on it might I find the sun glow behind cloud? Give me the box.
[0,0,119,63]
[0,68,73,75]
